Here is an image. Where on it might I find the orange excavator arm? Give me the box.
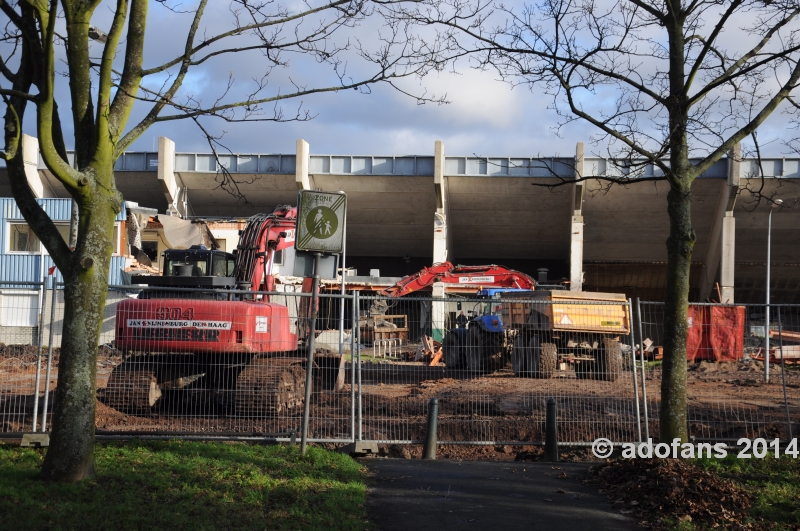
[382,262,536,297]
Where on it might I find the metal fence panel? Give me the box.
[356,294,640,445]
[636,301,799,442]
[95,286,356,442]
[2,282,797,447]
[0,281,46,433]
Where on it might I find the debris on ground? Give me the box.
[414,336,443,366]
[124,256,160,275]
[588,458,752,529]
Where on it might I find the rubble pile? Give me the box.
[124,256,160,275]
[589,458,752,528]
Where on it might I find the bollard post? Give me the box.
[422,397,439,459]
[545,398,558,462]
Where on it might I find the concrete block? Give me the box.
[20,433,50,447]
[315,329,352,352]
[339,441,379,457]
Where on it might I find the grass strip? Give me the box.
[693,454,800,530]
[0,440,368,531]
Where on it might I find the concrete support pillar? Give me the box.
[720,213,735,304]
[569,142,585,291]
[295,139,315,190]
[431,282,446,342]
[22,134,53,198]
[157,137,185,217]
[433,140,449,264]
[699,143,740,302]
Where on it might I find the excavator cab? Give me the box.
[162,246,237,278]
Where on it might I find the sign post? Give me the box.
[296,190,346,454]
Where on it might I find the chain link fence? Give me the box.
[1,282,797,446]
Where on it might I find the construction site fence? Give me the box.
[636,300,798,444]
[0,282,796,448]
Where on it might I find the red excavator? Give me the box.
[106,205,322,416]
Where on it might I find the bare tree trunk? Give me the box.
[40,190,116,481]
[661,177,694,443]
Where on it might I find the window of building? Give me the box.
[140,240,159,262]
[0,292,38,326]
[9,223,70,253]
[112,224,121,255]
[8,222,121,254]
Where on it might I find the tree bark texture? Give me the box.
[659,4,693,444]
[40,173,119,482]
[660,180,694,443]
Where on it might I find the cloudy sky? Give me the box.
[16,0,800,159]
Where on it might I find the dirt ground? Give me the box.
[1,345,798,448]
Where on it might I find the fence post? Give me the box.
[41,278,57,432]
[422,397,439,459]
[31,279,47,432]
[355,291,363,441]
[350,292,356,443]
[777,307,793,440]
[629,298,642,443]
[36,278,46,351]
[636,298,650,441]
[544,398,558,462]
[300,253,323,455]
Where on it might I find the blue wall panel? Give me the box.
[0,255,127,286]
[1,197,127,286]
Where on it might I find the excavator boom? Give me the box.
[383,262,536,297]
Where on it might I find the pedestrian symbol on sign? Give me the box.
[295,190,346,253]
[306,206,338,239]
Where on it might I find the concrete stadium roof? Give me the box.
[1,137,799,302]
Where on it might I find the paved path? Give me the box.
[364,459,638,531]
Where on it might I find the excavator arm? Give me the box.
[235,205,297,292]
[382,262,536,297]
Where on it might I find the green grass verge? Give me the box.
[692,454,800,530]
[0,441,368,531]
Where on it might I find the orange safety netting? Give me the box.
[686,305,745,362]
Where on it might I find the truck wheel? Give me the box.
[512,333,533,376]
[442,331,464,369]
[513,336,556,378]
[537,343,557,379]
[465,326,485,374]
[594,337,623,382]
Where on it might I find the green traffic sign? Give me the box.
[296,190,346,253]
[305,206,338,239]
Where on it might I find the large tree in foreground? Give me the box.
[387,0,800,442]
[0,0,437,481]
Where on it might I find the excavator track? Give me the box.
[235,357,306,417]
[104,359,162,414]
